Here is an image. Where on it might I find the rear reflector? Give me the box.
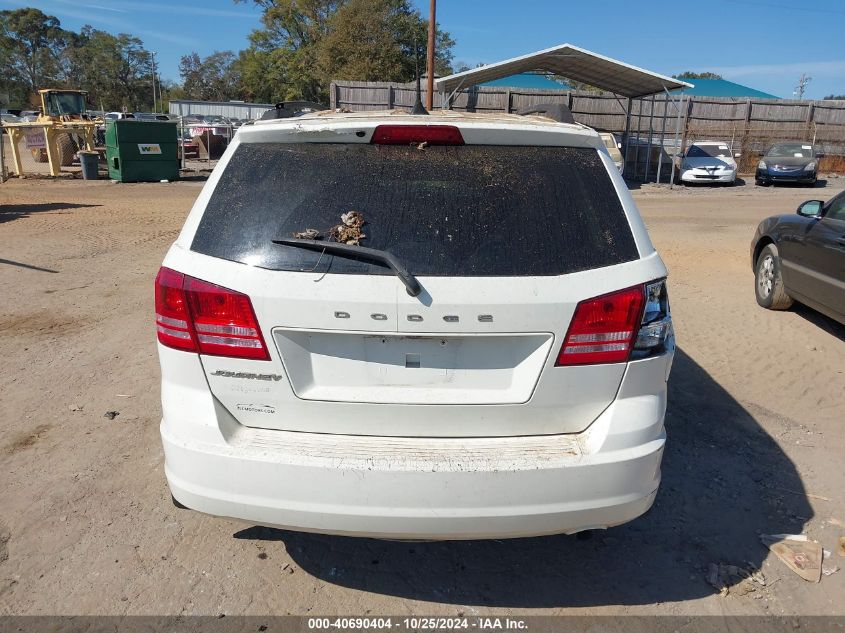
[154,267,270,360]
[371,125,464,146]
[556,286,645,366]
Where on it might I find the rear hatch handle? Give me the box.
[272,237,423,297]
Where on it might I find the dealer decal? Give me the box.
[138,143,162,154]
[236,404,276,415]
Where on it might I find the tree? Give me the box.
[236,0,454,103]
[0,8,71,104]
[68,27,154,111]
[179,51,240,101]
[0,11,154,111]
[673,71,723,80]
[822,94,845,100]
[318,0,453,84]
[232,48,278,103]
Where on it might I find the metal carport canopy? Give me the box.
[434,43,693,99]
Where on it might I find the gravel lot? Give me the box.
[0,176,843,617]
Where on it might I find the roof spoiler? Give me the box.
[516,103,575,124]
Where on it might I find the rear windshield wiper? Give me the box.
[272,237,422,297]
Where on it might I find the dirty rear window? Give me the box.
[191,143,638,277]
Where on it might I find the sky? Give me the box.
[2,0,844,99]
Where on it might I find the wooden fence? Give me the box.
[331,80,845,178]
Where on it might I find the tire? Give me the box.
[56,133,78,166]
[755,244,793,310]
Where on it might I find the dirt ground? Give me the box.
[0,175,843,617]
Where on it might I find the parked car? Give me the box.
[104,112,135,121]
[600,132,624,173]
[179,128,199,158]
[751,191,845,325]
[1,113,21,131]
[755,142,821,186]
[133,112,170,122]
[156,111,675,540]
[679,141,738,184]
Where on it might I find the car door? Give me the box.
[801,193,845,316]
[776,213,817,289]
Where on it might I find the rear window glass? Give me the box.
[191,143,638,277]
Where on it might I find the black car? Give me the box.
[755,142,821,186]
[751,192,845,324]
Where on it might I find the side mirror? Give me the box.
[797,200,823,218]
[734,152,741,158]
[616,142,622,149]
[816,152,825,158]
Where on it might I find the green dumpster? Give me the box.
[105,120,179,182]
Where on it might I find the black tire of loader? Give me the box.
[57,133,78,166]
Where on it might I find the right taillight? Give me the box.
[154,267,270,360]
[632,280,673,359]
[556,280,672,366]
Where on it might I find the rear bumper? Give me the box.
[160,351,672,540]
[163,423,663,540]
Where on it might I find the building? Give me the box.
[168,99,274,120]
[479,73,569,91]
[671,78,779,99]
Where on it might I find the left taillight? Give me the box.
[155,267,196,352]
[154,267,270,360]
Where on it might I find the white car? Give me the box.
[600,132,624,173]
[679,141,738,184]
[156,110,675,540]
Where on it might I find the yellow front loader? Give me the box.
[1,89,101,176]
[29,89,100,165]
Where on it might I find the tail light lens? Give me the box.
[556,280,672,366]
[154,267,269,360]
[371,125,464,145]
[155,267,195,352]
[633,280,673,359]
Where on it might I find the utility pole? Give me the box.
[426,0,436,110]
[795,73,811,100]
[151,51,158,112]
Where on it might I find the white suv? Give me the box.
[156,110,674,540]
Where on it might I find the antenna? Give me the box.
[411,35,428,115]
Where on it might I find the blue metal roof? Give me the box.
[479,73,569,91]
[671,78,779,99]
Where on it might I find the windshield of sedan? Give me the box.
[767,143,814,158]
[687,144,731,158]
